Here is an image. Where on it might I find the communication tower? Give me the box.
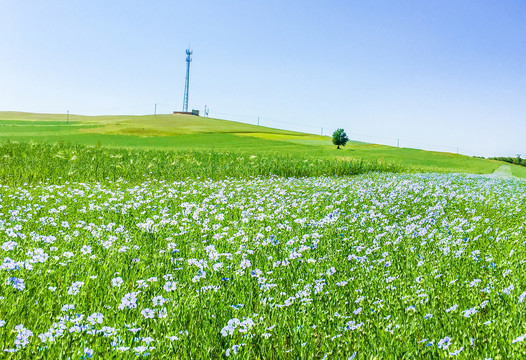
[182,48,192,112]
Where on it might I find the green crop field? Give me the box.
[1,111,524,178]
[1,111,526,359]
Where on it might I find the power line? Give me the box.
[212,111,259,119]
[204,110,476,156]
[259,117,322,131]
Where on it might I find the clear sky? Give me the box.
[1,0,525,157]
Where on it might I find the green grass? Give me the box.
[0,142,404,186]
[2,173,526,358]
[0,111,521,178]
[2,112,526,358]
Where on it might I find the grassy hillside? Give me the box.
[0,111,521,177]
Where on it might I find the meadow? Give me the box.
[0,142,402,186]
[1,112,526,359]
[2,111,525,178]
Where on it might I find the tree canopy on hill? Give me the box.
[332,128,349,149]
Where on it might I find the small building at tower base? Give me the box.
[173,109,199,116]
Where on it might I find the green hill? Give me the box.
[1,111,525,178]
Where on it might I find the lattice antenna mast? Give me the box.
[182,48,192,112]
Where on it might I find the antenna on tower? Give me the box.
[182,47,193,112]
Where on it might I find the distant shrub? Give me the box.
[489,156,525,167]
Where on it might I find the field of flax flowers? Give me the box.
[0,173,526,359]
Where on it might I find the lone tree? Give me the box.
[332,128,349,149]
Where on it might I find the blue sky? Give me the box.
[1,0,525,157]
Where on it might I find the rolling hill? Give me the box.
[1,111,525,178]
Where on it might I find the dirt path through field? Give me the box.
[484,164,515,179]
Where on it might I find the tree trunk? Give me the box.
[337,145,340,149]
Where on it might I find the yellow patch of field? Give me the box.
[233,132,328,141]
